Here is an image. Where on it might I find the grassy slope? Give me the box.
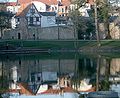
[0,40,120,50]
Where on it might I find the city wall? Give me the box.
[3,26,75,40]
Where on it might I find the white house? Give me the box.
[32,1,49,12]
[69,3,91,17]
[7,5,20,14]
[25,3,57,27]
[26,3,41,26]
[11,15,17,29]
[40,12,57,27]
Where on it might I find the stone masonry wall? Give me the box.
[3,26,75,40]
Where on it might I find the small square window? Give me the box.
[30,17,33,22]
[36,17,39,21]
[17,18,20,22]
[30,9,35,14]
[37,77,41,81]
[62,8,64,12]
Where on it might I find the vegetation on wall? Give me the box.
[0,3,13,39]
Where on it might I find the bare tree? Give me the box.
[97,0,112,39]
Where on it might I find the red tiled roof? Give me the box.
[18,0,58,5]
[87,0,94,5]
[6,2,17,6]
[16,0,71,17]
[17,0,71,6]
[16,3,31,17]
[62,0,71,6]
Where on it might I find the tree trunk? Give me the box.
[94,0,101,47]
[105,19,111,39]
[0,27,3,39]
[96,55,100,91]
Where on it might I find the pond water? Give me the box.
[0,53,120,97]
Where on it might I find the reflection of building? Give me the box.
[110,84,120,97]
[0,61,2,76]
[110,58,120,75]
[6,59,76,93]
[100,58,120,76]
[58,75,71,87]
[9,66,21,90]
[29,72,57,92]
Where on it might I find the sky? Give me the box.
[0,0,17,2]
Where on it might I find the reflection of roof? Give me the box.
[8,83,34,95]
[18,83,35,95]
[40,12,56,16]
[41,87,76,94]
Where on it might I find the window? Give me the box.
[17,18,20,22]
[65,6,67,10]
[30,17,33,24]
[36,17,39,21]
[30,9,35,14]
[18,33,21,39]
[62,14,64,16]
[55,6,57,10]
[40,7,42,10]
[62,8,64,12]
[52,7,54,11]
[37,76,41,81]
[31,75,35,82]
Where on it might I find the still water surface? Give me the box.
[0,53,120,97]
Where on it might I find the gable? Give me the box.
[26,3,40,17]
[32,1,47,12]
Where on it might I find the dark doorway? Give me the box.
[18,33,21,39]
[33,33,35,40]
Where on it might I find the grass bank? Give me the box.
[0,40,120,52]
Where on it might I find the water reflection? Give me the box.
[0,53,120,97]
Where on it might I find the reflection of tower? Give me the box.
[0,61,2,77]
[11,66,18,83]
[0,61,3,88]
[9,66,19,89]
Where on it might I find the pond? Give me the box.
[0,52,120,98]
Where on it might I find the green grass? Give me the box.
[0,39,120,50]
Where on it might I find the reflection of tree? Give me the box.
[78,58,96,78]
[96,56,111,91]
[72,56,96,90]
[99,58,111,91]
[0,61,9,92]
